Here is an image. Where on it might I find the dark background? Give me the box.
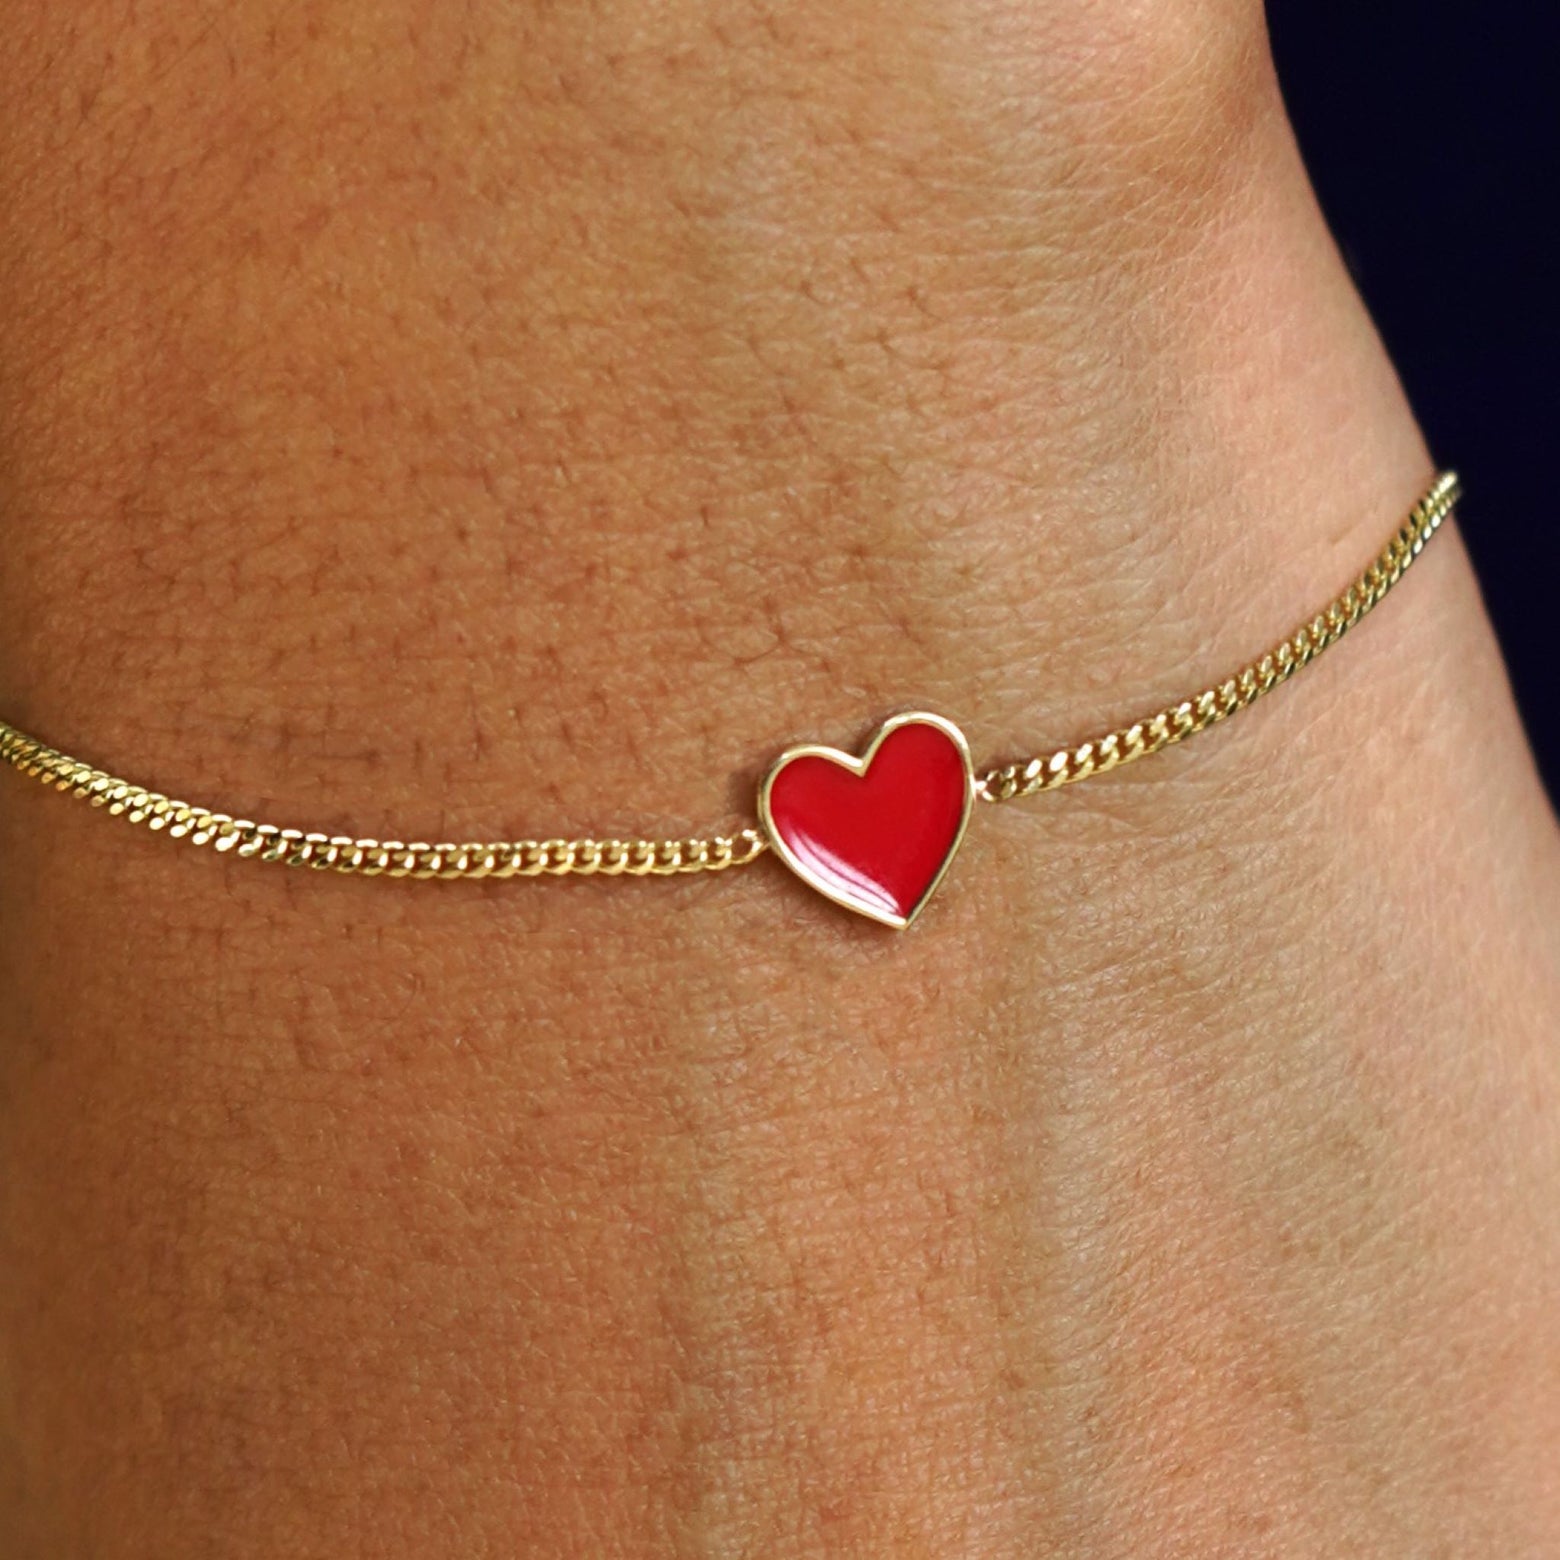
[1268,1,1558,803]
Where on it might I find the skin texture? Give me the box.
[1,1,1558,1555]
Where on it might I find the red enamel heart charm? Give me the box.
[758,712,974,929]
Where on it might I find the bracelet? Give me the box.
[0,472,1460,928]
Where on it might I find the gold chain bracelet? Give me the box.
[0,471,1460,927]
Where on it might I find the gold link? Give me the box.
[215,821,248,854]
[239,824,275,860]
[326,835,359,872]
[486,844,521,880]
[367,842,394,874]
[302,833,335,870]
[189,812,224,846]
[461,844,495,880]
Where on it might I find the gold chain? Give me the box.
[0,725,768,880]
[976,470,1461,802]
[0,472,1459,880]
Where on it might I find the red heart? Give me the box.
[758,713,974,928]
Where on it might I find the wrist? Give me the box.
[3,5,1559,1556]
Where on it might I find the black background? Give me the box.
[1268,1,1558,803]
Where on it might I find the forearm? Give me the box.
[3,3,1559,1556]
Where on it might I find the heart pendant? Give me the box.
[757,712,975,929]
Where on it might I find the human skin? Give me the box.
[1,0,1558,1555]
